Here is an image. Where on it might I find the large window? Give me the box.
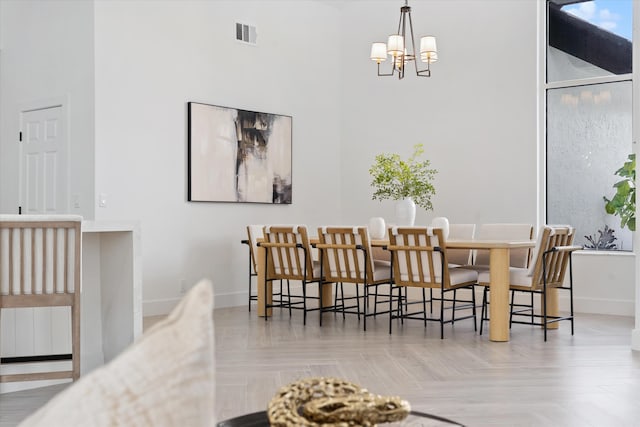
[546,0,633,250]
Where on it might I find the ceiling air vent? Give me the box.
[236,22,257,45]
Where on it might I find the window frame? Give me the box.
[538,0,638,253]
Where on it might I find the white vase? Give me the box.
[395,198,416,226]
[368,217,386,240]
[431,216,450,240]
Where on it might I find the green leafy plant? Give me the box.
[369,144,438,211]
[604,153,635,232]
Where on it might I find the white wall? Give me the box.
[338,0,634,317]
[0,0,634,318]
[93,1,344,311]
[0,0,95,218]
[338,0,538,227]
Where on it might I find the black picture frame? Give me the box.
[187,102,292,204]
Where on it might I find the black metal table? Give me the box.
[217,410,464,426]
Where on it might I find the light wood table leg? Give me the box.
[316,248,333,308]
[489,248,510,342]
[256,244,272,318]
[321,284,333,308]
[542,288,559,329]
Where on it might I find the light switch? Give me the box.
[72,194,80,209]
[99,193,107,208]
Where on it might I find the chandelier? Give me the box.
[370,0,438,79]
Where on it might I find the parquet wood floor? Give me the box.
[2,305,640,426]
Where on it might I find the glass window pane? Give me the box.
[547,80,633,250]
[547,0,632,82]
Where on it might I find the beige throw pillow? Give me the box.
[20,279,215,427]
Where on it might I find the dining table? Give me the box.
[255,237,539,343]
[446,239,539,342]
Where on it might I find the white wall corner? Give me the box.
[632,329,640,351]
[214,291,249,309]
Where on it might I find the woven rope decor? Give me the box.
[267,377,410,427]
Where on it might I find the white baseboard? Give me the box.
[142,288,634,317]
[632,329,640,351]
[142,290,259,316]
[143,298,181,316]
[214,290,249,308]
[572,296,634,316]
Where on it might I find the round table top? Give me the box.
[217,410,464,426]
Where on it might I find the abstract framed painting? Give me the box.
[187,102,292,204]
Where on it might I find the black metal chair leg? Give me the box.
[287,280,292,317]
[400,287,405,325]
[440,289,445,340]
[543,288,547,342]
[248,252,253,312]
[509,290,515,328]
[452,289,457,324]
[429,288,433,314]
[480,287,487,336]
[319,282,323,327]
[373,284,379,315]
[388,286,392,335]
[569,255,575,335]
[303,283,307,326]
[248,255,253,312]
[472,286,477,331]
[529,292,534,325]
[363,286,368,331]
[422,288,427,327]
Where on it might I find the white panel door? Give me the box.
[20,106,68,214]
[0,106,70,386]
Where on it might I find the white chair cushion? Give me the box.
[372,259,391,281]
[478,267,533,288]
[449,267,479,286]
[458,265,490,273]
[311,259,322,279]
[430,217,450,239]
[526,226,573,276]
[248,224,264,245]
[19,280,215,427]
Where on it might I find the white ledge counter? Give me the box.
[81,220,142,374]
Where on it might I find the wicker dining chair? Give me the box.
[316,226,393,331]
[477,225,580,340]
[241,225,287,312]
[259,225,331,325]
[387,226,478,339]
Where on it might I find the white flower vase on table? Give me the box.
[368,217,386,240]
[369,144,438,228]
[395,198,416,226]
[430,216,450,239]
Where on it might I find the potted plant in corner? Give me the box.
[369,144,438,226]
[604,153,635,232]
